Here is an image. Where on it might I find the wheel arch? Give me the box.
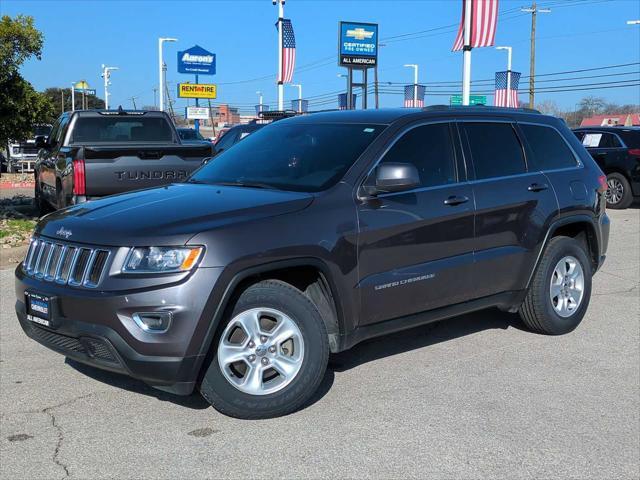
[194,257,347,384]
[526,215,601,290]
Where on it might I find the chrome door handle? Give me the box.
[444,195,469,206]
[527,183,549,192]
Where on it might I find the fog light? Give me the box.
[132,311,172,333]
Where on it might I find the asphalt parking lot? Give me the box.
[1,208,638,479]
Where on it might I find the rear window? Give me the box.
[463,122,526,179]
[520,124,577,171]
[70,116,175,143]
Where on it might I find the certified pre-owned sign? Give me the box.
[177,83,217,99]
[177,45,216,75]
[339,21,378,67]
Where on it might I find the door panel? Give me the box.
[472,173,557,296]
[357,185,475,325]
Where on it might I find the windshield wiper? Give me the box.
[213,181,278,190]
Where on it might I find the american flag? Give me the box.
[452,0,499,51]
[404,84,426,107]
[494,70,520,107]
[278,19,296,84]
[338,93,357,110]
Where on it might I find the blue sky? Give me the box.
[3,0,639,113]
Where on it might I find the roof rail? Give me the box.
[421,104,541,114]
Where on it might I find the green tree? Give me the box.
[42,87,104,118]
[0,15,54,145]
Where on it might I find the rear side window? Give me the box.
[380,123,457,188]
[599,133,621,148]
[464,122,525,180]
[618,130,640,148]
[520,124,577,171]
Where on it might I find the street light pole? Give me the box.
[101,64,119,110]
[275,0,285,111]
[256,91,263,113]
[71,83,75,112]
[404,64,418,106]
[521,2,551,108]
[291,83,302,112]
[158,37,178,112]
[462,0,472,105]
[496,46,513,107]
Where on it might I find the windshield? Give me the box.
[190,123,384,192]
[70,116,175,143]
[179,129,204,141]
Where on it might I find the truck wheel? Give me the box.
[519,236,592,335]
[200,280,329,419]
[34,181,51,215]
[605,172,633,209]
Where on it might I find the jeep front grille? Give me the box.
[23,237,111,288]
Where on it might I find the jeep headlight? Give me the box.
[123,246,203,273]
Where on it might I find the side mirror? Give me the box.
[35,135,47,149]
[363,162,420,196]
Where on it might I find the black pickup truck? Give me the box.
[33,110,214,212]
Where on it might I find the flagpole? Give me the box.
[462,0,472,106]
[276,0,284,111]
[497,46,513,107]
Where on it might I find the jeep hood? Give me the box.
[36,183,314,246]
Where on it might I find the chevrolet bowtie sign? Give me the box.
[339,21,378,67]
[177,83,217,99]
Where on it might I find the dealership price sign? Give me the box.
[177,83,217,99]
[339,21,378,67]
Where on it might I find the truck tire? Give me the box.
[200,280,329,419]
[519,236,592,335]
[605,172,633,209]
[34,180,52,215]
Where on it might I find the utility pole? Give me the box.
[61,90,64,113]
[274,0,285,111]
[256,91,263,113]
[153,88,157,109]
[404,64,419,106]
[71,83,75,112]
[129,97,138,109]
[158,37,178,112]
[101,65,119,110]
[496,46,513,107]
[291,83,302,112]
[521,2,550,108]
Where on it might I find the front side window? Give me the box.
[520,124,577,171]
[192,123,384,192]
[464,122,526,180]
[379,123,457,188]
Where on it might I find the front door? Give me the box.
[356,122,476,326]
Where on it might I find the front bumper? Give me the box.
[15,264,223,395]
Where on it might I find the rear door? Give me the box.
[356,121,476,325]
[579,130,627,172]
[460,121,558,297]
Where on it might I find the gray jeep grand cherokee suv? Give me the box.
[15,107,610,419]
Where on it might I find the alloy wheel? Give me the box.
[549,255,585,318]
[606,177,624,205]
[217,307,304,395]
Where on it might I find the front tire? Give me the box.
[199,280,329,419]
[519,236,592,335]
[605,172,633,209]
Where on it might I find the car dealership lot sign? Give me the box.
[178,83,217,99]
[339,21,378,67]
[177,45,216,75]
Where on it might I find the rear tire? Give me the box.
[605,172,633,209]
[199,280,329,419]
[519,236,592,335]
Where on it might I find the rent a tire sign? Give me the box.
[177,83,217,99]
